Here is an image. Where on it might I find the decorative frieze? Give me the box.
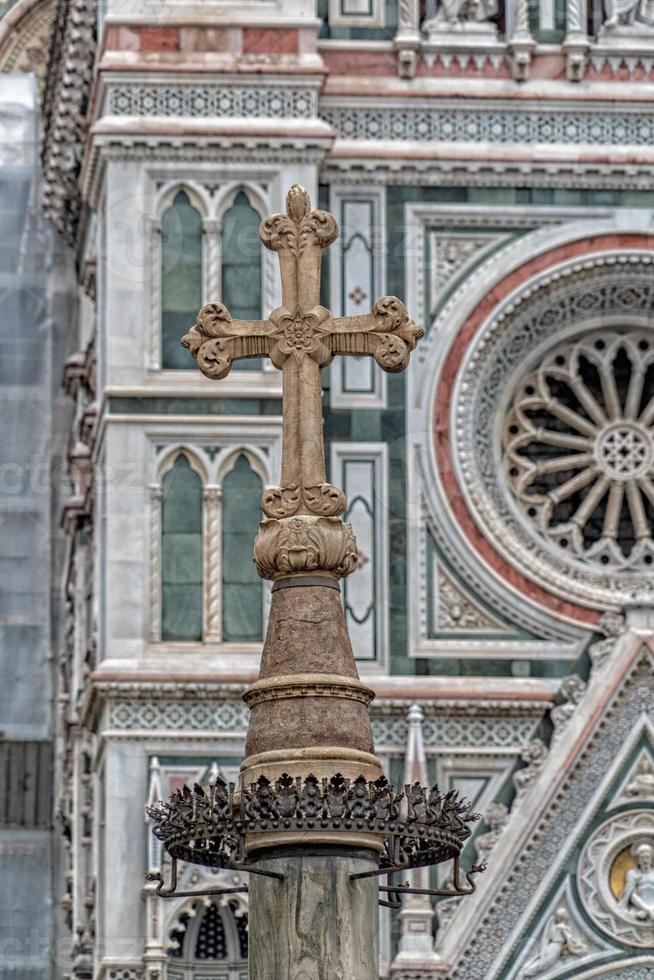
[103,694,540,750]
[373,713,540,751]
[107,699,250,733]
[451,651,654,978]
[106,83,318,119]
[41,0,97,243]
[321,103,654,146]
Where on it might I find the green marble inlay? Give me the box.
[222,191,263,371]
[161,191,202,370]
[108,397,281,416]
[222,455,263,642]
[161,454,203,640]
[318,0,397,40]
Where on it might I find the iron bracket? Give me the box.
[145,855,283,898]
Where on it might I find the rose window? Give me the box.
[502,329,654,571]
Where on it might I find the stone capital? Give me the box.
[253,514,358,581]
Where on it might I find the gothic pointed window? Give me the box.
[221,191,262,370]
[161,190,203,370]
[161,454,203,641]
[221,455,263,642]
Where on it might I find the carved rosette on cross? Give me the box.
[182,185,423,583]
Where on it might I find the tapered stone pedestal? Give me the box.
[241,583,383,807]
[248,847,379,980]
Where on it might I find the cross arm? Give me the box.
[328,296,424,373]
[181,302,276,380]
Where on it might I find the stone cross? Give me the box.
[182,185,423,579]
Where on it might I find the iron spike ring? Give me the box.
[146,772,480,874]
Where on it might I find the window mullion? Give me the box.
[203,484,223,643]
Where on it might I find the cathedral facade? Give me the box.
[1,1,654,978]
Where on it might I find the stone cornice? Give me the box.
[321,77,654,102]
[373,676,557,703]
[81,120,334,211]
[322,155,654,191]
[81,669,555,732]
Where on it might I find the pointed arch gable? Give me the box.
[156,446,208,485]
[156,181,211,220]
[214,182,269,224]
[443,635,654,978]
[216,446,269,487]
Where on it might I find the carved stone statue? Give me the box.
[589,610,625,672]
[551,674,586,737]
[625,756,654,799]
[604,0,654,29]
[619,842,654,921]
[521,907,588,977]
[475,802,509,864]
[513,739,548,799]
[424,0,498,32]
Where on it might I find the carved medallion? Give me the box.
[578,810,654,948]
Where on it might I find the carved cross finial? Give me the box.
[182,185,424,579]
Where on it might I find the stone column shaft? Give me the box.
[249,848,379,980]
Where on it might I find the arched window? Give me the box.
[221,455,263,642]
[161,190,203,370]
[161,455,203,641]
[221,191,262,370]
[167,901,248,980]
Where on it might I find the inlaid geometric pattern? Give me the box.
[321,105,654,145]
[107,84,317,118]
[372,715,537,749]
[108,700,249,732]
[109,699,536,749]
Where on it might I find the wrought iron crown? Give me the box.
[147,772,483,880]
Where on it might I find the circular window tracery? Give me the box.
[503,329,654,571]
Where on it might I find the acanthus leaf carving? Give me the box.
[253,515,359,581]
